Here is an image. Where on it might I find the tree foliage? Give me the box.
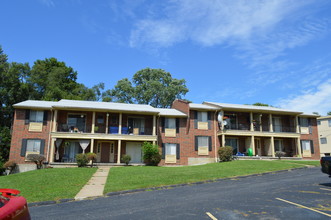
[0,46,105,163]
[327,111,331,116]
[252,102,271,107]
[106,68,188,108]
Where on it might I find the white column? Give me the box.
[271,136,275,157]
[295,116,299,133]
[222,134,225,147]
[250,112,254,131]
[92,112,96,134]
[90,139,94,153]
[152,115,156,136]
[251,136,255,155]
[105,113,109,134]
[296,137,302,158]
[119,113,122,134]
[49,138,55,162]
[52,110,58,132]
[269,114,273,132]
[117,140,122,164]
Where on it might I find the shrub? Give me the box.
[142,142,161,166]
[0,161,5,176]
[275,151,286,160]
[3,160,17,175]
[121,154,131,165]
[218,146,233,162]
[86,152,97,167]
[26,154,46,169]
[76,153,88,167]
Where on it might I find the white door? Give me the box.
[109,142,115,163]
[126,142,142,163]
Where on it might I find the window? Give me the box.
[299,118,309,127]
[329,120,331,127]
[225,138,238,154]
[274,139,284,152]
[301,140,314,157]
[26,139,41,153]
[196,136,210,155]
[165,118,176,129]
[321,138,327,144]
[164,143,179,163]
[317,121,321,125]
[30,110,44,122]
[128,117,145,135]
[198,112,208,122]
[68,114,86,132]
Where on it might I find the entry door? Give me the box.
[255,139,262,156]
[101,142,110,163]
[126,142,142,163]
[109,142,115,163]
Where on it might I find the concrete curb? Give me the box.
[28,166,315,207]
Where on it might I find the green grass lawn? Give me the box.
[104,160,319,193]
[0,167,97,203]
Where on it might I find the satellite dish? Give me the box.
[217,112,223,123]
[223,120,228,126]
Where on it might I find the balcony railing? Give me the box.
[272,125,296,133]
[57,124,153,135]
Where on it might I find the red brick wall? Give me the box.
[158,109,219,166]
[300,118,320,160]
[9,109,51,164]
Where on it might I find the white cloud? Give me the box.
[129,0,315,48]
[277,79,331,115]
[39,0,55,7]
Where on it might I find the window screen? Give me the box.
[30,110,44,122]
[165,143,177,155]
[165,118,176,129]
[26,139,41,153]
[198,112,208,122]
[321,138,327,144]
[198,136,209,147]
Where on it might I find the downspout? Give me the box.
[46,109,53,163]
[214,110,218,162]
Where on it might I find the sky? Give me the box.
[1,0,331,115]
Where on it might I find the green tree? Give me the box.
[0,47,33,163]
[106,68,188,108]
[252,102,271,107]
[327,111,331,116]
[29,58,104,101]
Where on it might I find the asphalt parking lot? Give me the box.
[30,167,331,219]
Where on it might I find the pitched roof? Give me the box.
[189,103,219,110]
[53,99,159,113]
[155,108,187,117]
[203,102,302,114]
[13,100,58,109]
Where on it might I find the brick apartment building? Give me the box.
[9,99,320,172]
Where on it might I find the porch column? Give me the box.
[90,139,94,153]
[296,137,302,158]
[117,140,122,164]
[251,136,255,155]
[49,138,56,163]
[105,113,109,134]
[92,111,96,134]
[295,116,299,133]
[221,134,225,147]
[152,115,156,136]
[250,112,254,131]
[52,110,58,132]
[271,136,275,157]
[269,114,273,132]
[119,113,122,134]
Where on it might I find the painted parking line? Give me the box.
[206,212,218,220]
[276,198,331,218]
[320,188,331,192]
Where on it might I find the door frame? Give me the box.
[96,141,115,163]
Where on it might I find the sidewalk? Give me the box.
[74,167,110,200]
